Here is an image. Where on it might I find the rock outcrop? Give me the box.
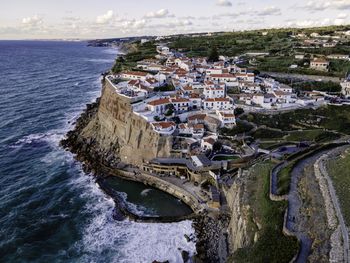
[63,78,172,167]
[223,170,257,254]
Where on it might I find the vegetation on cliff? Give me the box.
[111,41,157,73]
[326,147,350,226]
[232,162,299,263]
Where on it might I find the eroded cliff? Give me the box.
[67,78,173,166]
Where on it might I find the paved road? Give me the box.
[319,152,350,263]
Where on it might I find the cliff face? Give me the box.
[78,79,172,166]
[223,170,257,255]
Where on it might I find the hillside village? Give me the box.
[59,25,350,263]
[100,37,350,209]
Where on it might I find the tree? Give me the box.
[213,141,223,152]
[234,107,244,116]
[111,57,126,74]
[208,46,219,62]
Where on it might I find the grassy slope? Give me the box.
[327,149,350,226]
[232,162,299,263]
[242,105,350,135]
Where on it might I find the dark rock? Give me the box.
[181,250,190,262]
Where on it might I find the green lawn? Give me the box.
[232,162,299,263]
[327,148,350,226]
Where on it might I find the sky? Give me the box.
[0,0,350,39]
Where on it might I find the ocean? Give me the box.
[0,41,196,262]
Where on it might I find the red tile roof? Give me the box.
[147,98,171,106]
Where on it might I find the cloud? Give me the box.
[96,10,114,24]
[122,19,147,29]
[286,18,332,27]
[216,0,232,7]
[145,9,172,19]
[256,6,281,16]
[22,15,43,27]
[304,0,350,12]
[338,13,348,19]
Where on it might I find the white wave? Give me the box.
[11,131,63,149]
[67,163,196,263]
[140,188,153,197]
[118,191,155,217]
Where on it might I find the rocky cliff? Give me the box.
[64,78,173,167]
[224,170,257,255]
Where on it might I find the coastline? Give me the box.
[60,91,228,262]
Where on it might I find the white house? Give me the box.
[216,111,236,128]
[203,87,225,99]
[206,68,223,76]
[310,58,329,72]
[208,74,237,83]
[189,93,202,109]
[178,123,192,135]
[201,137,216,151]
[252,93,277,109]
[151,121,176,135]
[171,97,190,112]
[279,84,293,93]
[147,98,171,114]
[203,97,234,110]
[121,71,151,81]
[156,46,170,55]
[239,82,261,93]
[327,54,350,60]
[190,123,205,139]
[236,72,255,83]
[273,91,294,103]
[341,79,350,98]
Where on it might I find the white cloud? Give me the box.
[304,0,350,11]
[256,6,281,16]
[286,18,332,28]
[337,13,348,19]
[22,15,43,27]
[122,19,147,29]
[145,9,171,19]
[96,10,114,24]
[216,0,232,7]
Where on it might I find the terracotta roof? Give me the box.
[210,74,235,78]
[274,91,292,96]
[128,80,140,86]
[147,98,171,106]
[188,114,206,121]
[122,71,148,77]
[220,112,235,118]
[312,58,329,63]
[204,137,216,145]
[205,98,230,102]
[178,123,188,129]
[171,98,190,103]
[189,93,200,99]
[152,121,176,129]
[193,124,204,130]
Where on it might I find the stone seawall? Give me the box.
[105,167,204,213]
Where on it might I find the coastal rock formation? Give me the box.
[223,170,256,254]
[63,78,172,166]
